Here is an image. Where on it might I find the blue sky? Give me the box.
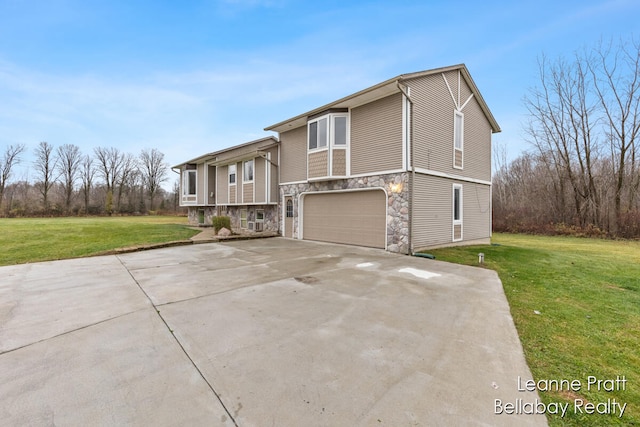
[1,0,639,183]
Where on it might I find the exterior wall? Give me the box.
[243,183,254,204]
[408,71,492,182]
[411,173,491,250]
[187,205,279,233]
[332,149,347,176]
[308,150,328,179]
[207,165,216,205]
[350,92,403,175]
[217,165,229,204]
[255,157,266,202]
[197,163,206,204]
[280,126,307,183]
[218,205,279,233]
[279,172,409,253]
[268,146,279,203]
[187,206,216,226]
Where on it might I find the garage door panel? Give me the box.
[303,190,386,248]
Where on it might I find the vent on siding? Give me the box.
[248,222,255,231]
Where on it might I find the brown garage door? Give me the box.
[302,190,386,248]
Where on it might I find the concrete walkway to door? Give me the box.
[0,238,547,426]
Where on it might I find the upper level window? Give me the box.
[244,159,254,182]
[308,117,328,149]
[454,111,464,169]
[183,170,196,196]
[229,164,236,184]
[308,113,348,150]
[334,116,347,145]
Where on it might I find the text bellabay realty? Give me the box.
[495,376,628,418]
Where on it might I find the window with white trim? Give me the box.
[453,111,464,169]
[240,209,247,229]
[308,113,348,150]
[453,184,463,241]
[228,164,236,185]
[243,159,254,182]
[453,186,462,221]
[182,170,196,196]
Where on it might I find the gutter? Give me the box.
[397,81,415,256]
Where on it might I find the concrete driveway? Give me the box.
[0,238,546,426]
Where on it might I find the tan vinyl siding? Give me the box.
[197,163,205,204]
[229,185,236,204]
[255,157,266,203]
[409,74,454,173]
[351,92,403,175]
[243,183,254,204]
[412,173,491,249]
[207,165,215,205]
[308,150,328,179]
[217,166,228,204]
[443,70,459,104]
[408,73,492,182]
[412,173,450,248]
[462,95,492,182]
[463,182,491,241]
[332,149,347,176]
[280,126,307,183]
[269,147,279,203]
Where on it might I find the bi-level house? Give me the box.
[175,136,280,232]
[174,64,500,254]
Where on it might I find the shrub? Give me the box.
[212,215,231,233]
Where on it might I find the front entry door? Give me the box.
[284,196,293,238]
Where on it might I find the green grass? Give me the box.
[427,233,640,426]
[0,216,199,265]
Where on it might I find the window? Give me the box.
[453,184,463,241]
[453,186,462,222]
[244,159,254,182]
[240,209,247,229]
[308,113,348,150]
[308,117,328,149]
[256,209,264,222]
[454,111,464,169]
[228,164,236,185]
[182,170,196,196]
[286,199,293,218]
[334,116,347,145]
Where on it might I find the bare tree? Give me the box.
[94,147,124,215]
[33,141,57,212]
[56,144,82,214]
[0,144,26,212]
[80,154,95,214]
[139,148,168,211]
[524,54,601,227]
[589,38,640,233]
[116,153,137,212]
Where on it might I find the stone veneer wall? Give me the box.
[280,172,409,253]
[187,205,279,233]
[218,205,279,233]
[187,207,216,226]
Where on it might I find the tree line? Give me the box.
[493,38,640,238]
[0,143,181,217]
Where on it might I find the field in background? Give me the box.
[427,233,639,426]
[0,216,199,265]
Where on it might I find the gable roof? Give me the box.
[264,64,500,134]
[172,136,278,169]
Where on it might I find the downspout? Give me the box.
[397,81,414,255]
